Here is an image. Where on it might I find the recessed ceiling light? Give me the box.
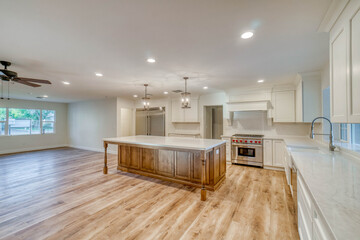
[43,95,48,98]
[62,81,70,85]
[147,58,156,63]
[133,94,138,98]
[203,86,208,90]
[241,31,254,39]
[164,91,168,94]
[257,79,264,83]
[95,72,103,77]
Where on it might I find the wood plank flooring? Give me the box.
[0,148,298,240]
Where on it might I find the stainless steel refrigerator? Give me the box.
[135,107,165,136]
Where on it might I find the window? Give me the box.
[0,108,6,135]
[42,110,55,134]
[8,108,41,135]
[340,123,348,142]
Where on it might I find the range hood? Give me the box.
[227,100,271,112]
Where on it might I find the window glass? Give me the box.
[352,124,360,145]
[8,108,40,135]
[42,110,55,121]
[42,110,55,134]
[340,123,348,142]
[0,108,6,135]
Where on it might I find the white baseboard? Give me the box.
[264,166,285,171]
[0,144,69,155]
[68,145,117,154]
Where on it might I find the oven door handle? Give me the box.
[232,144,262,148]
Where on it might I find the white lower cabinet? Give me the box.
[263,139,284,168]
[297,174,335,240]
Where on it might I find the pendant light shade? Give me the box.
[142,84,150,110]
[181,77,191,108]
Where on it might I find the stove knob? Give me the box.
[255,141,257,143]
[250,140,253,143]
[259,141,261,144]
[236,140,239,143]
[245,140,247,143]
[240,140,243,143]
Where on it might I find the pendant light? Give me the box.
[181,77,191,108]
[142,84,150,110]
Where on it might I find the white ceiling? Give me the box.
[0,0,331,102]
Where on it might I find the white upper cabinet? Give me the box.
[171,98,199,123]
[330,28,348,123]
[295,73,322,123]
[171,99,183,122]
[273,91,296,122]
[349,8,360,122]
[329,0,360,123]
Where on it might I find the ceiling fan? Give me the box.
[0,60,52,99]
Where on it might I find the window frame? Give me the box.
[41,109,56,134]
[339,123,350,143]
[0,108,8,136]
[0,107,56,137]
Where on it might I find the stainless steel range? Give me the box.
[231,134,264,167]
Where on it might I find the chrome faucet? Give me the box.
[310,117,336,151]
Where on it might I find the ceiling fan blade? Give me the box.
[15,77,51,84]
[14,79,41,87]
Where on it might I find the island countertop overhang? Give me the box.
[103,135,226,151]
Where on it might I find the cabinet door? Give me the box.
[273,140,284,167]
[171,99,184,122]
[184,98,199,122]
[140,148,156,172]
[263,139,273,166]
[330,28,348,122]
[349,9,360,123]
[273,91,295,122]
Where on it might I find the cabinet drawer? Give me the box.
[298,203,312,240]
[298,189,312,234]
[298,175,312,213]
[313,208,335,240]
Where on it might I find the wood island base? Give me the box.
[103,141,226,201]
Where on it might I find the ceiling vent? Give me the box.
[172,90,182,93]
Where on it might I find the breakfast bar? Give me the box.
[103,135,227,201]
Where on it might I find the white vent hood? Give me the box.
[227,100,271,112]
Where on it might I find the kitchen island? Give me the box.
[103,135,227,201]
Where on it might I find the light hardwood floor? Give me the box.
[0,148,298,240]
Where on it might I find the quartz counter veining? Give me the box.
[103,135,225,151]
[284,137,360,240]
[102,135,227,201]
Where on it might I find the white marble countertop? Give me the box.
[284,137,360,240]
[103,135,226,151]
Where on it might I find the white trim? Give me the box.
[0,144,68,155]
[263,166,284,171]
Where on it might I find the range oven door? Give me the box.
[231,144,263,167]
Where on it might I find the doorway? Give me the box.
[204,106,223,139]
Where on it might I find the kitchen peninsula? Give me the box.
[103,135,226,200]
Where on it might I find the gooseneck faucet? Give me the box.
[310,117,336,151]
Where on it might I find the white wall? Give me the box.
[68,98,117,152]
[0,99,68,154]
[68,97,135,153]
